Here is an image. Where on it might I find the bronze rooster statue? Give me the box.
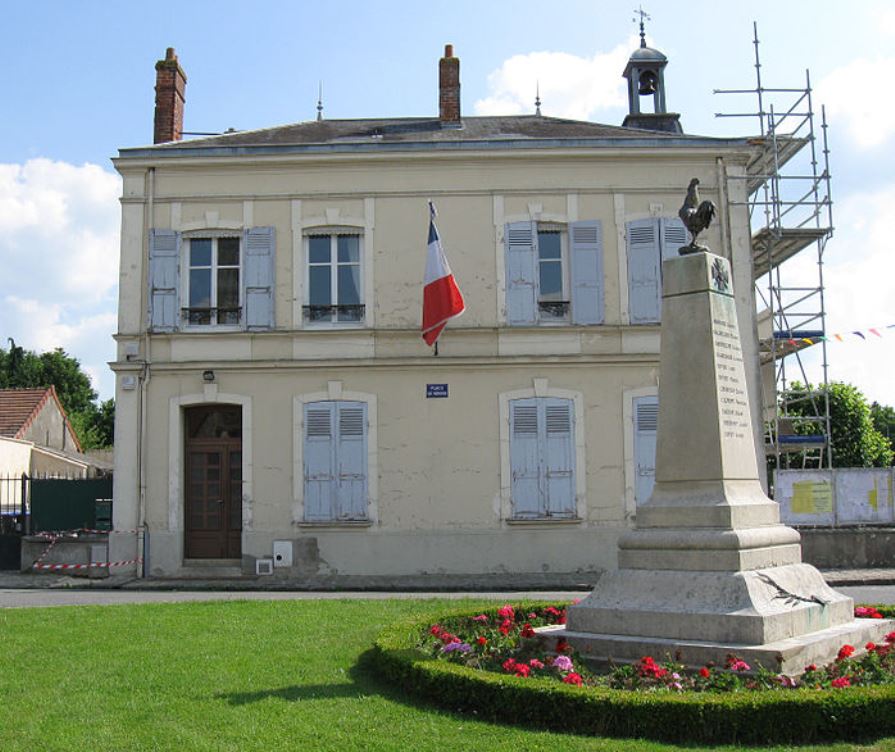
[678,178,716,254]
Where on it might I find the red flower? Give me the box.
[497,605,515,620]
[866,641,877,651]
[429,624,442,635]
[477,636,487,646]
[520,623,536,639]
[831,676,851,688]
[804,663,817,672]
[699,667,711,678]
[885,631,895,644]
[498,619,513,636]
[555,638,570,653]
[514,663,531,678]
[563,672,583,686]
[545,606,562,617]
[837,644,855,661]
[557,609,567,625]
[440,632,457,644]
[501,658,517,673]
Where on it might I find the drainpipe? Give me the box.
[137,167,156,577]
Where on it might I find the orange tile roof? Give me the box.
[0,387,81,452]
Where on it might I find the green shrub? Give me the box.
[367,603,895,745]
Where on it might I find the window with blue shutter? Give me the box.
[626,219,661,324]
[148,229,180,331]
[244,226,275,330]
[506,220,603,326]
[303,401,368,521]
[509,397,576,518]
[627,217,690,324]
[505,221,537,325]
[633,395,658,507]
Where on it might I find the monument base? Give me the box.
[556,562,893,674]
[539,617,893,676]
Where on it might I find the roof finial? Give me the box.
[535,81,542,116]
[316,81,324,121]
[633,5,651,48]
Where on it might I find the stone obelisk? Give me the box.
[560,251,890,673]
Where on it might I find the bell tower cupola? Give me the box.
[622,11,682,133]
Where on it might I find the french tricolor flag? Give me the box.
[422,201,465,346]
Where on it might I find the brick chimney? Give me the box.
[154,47,187,144]
[439,44,461,127]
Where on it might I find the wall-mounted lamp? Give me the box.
[202,370,216,383]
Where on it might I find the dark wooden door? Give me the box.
[184,406,242,559]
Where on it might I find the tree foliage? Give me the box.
[783,382,893,468]
[870,401,895,466]
[0,340,114,450]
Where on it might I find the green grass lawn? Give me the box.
[0,598,892,752]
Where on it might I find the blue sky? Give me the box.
[1,0,893,405]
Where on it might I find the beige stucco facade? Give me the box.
[111,125,762,585]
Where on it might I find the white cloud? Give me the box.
[0,159,121,399]
[816,57,895,149]
[474,36,637,120]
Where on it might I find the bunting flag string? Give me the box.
[774,323,895,349]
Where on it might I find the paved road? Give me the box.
[0,589,589,609]
[0,585,892,609]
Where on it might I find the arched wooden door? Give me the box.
[184,405,242,559]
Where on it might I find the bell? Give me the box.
[638,71,657,95]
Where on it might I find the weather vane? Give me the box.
[633,6,651,47]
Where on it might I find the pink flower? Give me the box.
[725,655,750,672]
[529,659,545,670]
[472,614,488,623]
[553,655,573,672]
[563,672,583,686]
[501,658,517,672]
[831,676,851,688]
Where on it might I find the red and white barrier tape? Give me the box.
[33,527,143,538]
[32,558,142,571]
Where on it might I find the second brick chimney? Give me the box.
[154,47,187,144]
[439,44,461,127]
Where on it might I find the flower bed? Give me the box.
[368,601,895,744]
[421,602,895,692]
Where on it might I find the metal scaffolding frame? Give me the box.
[715,23,834,473]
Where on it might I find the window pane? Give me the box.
[190,269,211,308]
[218,269,239,308]
[338,264,361,306]
[309,266,331,306]
[539,260,563,300]
[218,237,239,266]
[337,235,360,263]
[309,236,331,264]
[190,239,212,266]
[538,231,561,260]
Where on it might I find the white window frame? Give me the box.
[293,383,378,526]
[181,233,243,330]
[303,231,365,328]
[535,224,571,324]
[499,380,586,523]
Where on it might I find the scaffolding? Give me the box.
[715,23,834,473]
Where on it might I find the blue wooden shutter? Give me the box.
[633,395,658,506]
[544,398,575,516]
[510,399,541,517]
[335,402,368,520]
[660,217,688,261]
[304,402,335,521]
[505,221,537,325]
[626,219,661,324]
[570,220,603,325]
[148,229,180,331]
[244,226,275,330]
